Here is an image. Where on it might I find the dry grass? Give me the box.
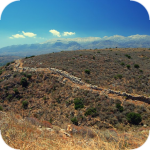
[0,111,149,150]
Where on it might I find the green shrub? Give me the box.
[139,70,143,73]
[125,54,131,59]
[71,117,78,125]
[21,72,27,77]
[74,98,84,110]
[134,64,140,69]
[85,107,98,117]
[21,77,28,87]
[13,73,17,77]
[114,74,122,79]
[116,103,123,112]
[126,112,142,125]
[0,106,3,111]
[49,118,53,123]
[7,95,13,101]
[6,62,10,66]
[85,69,90,75]
[14,88,19,94]
[22,100,28,109]
[126,65,130,69]
[0,70,2,75]
[27,74,32,79]
[120,62,125,66]
[93,56,95,60]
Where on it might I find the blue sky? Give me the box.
[0,0,150,48]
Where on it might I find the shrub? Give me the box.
[85,69,90,75]
[139,70,143,73]
[71,117,78,125]
[120,62,125,66]
[126,65,130,69]
[74,98,84,110]
[21,77,28,87]
[0,70,2,75]
[125,54,131,59]
[0,106,3,111]
[22,100,28,109]
[7,95,13,101]
[114,74,122,79]
[134,64,140,69]
[116,103,123,112]
[85,107,98,117]
[13,73,17,78]
[126,112,142,125]
[14,88,19,94]
[6,62,10,66]
[27,74,32,79]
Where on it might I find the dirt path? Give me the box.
[13,59,150,107]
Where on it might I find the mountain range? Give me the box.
[0,34,150,57]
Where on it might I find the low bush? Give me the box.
[84,107,98,117]
[27,74,32,79]
[125,54,131,59]
[6,62,10,66]
[85,69,90,75]
[114,74,123,79]
[0,106,3,111]
[7,95,13,101]
[126,65,130,69]
[22,100,29,109]
[134,64,140,69]
[126,112,142,125]
[71,117,78,125]
[21,77,28,87]
[120,62,125,66]
[116,103,123,112]
[14,88,19,94]
[74,98,84,110]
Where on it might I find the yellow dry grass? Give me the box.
[0,111,149,150]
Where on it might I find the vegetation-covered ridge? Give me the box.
[0,48,150,149]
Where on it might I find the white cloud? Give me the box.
[11,34,25,38]
[22,31,37,37]
[49,29,61,37]
[9,37,14,39]
[63,32,75,36]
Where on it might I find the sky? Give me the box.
[0,0,150,48]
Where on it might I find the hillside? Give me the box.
[0,48,150,149]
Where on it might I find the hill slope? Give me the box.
[0,48,150,149]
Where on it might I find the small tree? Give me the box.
[126,112,142,125]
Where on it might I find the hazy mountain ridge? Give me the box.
[0,35,150,56]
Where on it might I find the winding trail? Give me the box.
[13,59,150,106]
